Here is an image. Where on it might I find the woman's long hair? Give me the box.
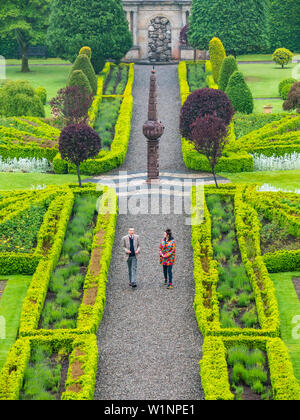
[165,229,174,241]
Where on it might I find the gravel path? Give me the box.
[94,65,204,400]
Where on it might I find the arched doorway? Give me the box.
[148,17,171,62]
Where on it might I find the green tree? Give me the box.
[268,0,300,52]
[226,71,254,114]
[272,48,293,69]
[0,0,50,72]
[68,54,97,95]
[188,0,269,56]
[218,56,238,91]
[47,0,133,72]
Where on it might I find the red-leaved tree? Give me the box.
[50,86,94,127]
[180,88,234,140]
[191,114,228,187]
[59,123,101,187]
[180,24,189,46]
[283,82,300,113]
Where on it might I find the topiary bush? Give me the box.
[272,48,293,68]
[209,37,226,84]
[79,46,92,60]
[278,78,296,97]
[226,71,254,114]
[180,88,234,140]
[69,54,97,95]
[67,70,92,95]
[35,86,47,105]
[0,80,45,117]
[280,83,293,100]
[218,56,238,92]
[59,123,101,186]
[283,82,300,113]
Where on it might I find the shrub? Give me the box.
[281,84,293,100]
[272,48,293,69]
[0,80,45,117]
[209,37,226,84]
[67,70,92,95]
[218,56,238,91]
[278,78,297,97]
[79,46,92,60]
[226,71,254,114]
[91,57,106,75]
[180,24,189,46]
[283,82,300,113]
[190,114,228,187]
[59,123,101,186]
[35,87,47,105]
[50,86,93,126]
[180,88,234,140]
[69,54,97,95]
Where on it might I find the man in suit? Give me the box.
[122,227,141,288]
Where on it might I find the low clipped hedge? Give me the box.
[54,62,134,176]
[178,61,253,173]
[0,334,98,401]
[200,336,300,400]
[191,185,280,338]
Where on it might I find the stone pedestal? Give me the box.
[147,140,160,182]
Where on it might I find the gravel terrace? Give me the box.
[94,65,205,400]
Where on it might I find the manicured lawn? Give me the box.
[271,272,300,383]
[0,275,31,370]
[4,58,70,66]
[219,170,300,192]
[237,54,274,62]
[239,62,298,98]
[4,65,70,116]
[253,98,286,114]
[0,173,88,190]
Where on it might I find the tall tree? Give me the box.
[188,0,269,56]
[268,0,300,52]
[0,0,50,72]
[47,0,133,72]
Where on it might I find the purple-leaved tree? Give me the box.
[59,123,101,187]
[50,86,94,127]
[190,114,228,188]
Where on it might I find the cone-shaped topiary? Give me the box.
[180,88,234,140]
[79,46,92,60]
[67,70,92,95]
[209,37,226,84]
[226,71,254,114]
[69,54,97,95]
[218,56,238,92]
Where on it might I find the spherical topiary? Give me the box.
[209,37,226,84]
[218,56,238,91]
[69,54,97,95]
[68,70,92,94]
[59,123,101,186]
[283,82,300,113]
[179,88,234,140]
[281,84,293,100]
[226,71,254,114]
[272,48,293,68]
[35,86,47,105]
[278,78,296,97]
[0,80,45,117]
[79,46,92,60]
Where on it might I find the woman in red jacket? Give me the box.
[159,229,176,289]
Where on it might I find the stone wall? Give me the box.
[148,17,171,62]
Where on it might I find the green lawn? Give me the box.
[239,62,298,98]
[5,65,71,117]
[5,58,70,66]
[271,272,300,383]
[237,54,274,62]
[0,173,88,190]
[0,275,31,371]
[219,170,300,192]
[253,98,286,114]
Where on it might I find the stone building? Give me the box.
[123,0,193,62]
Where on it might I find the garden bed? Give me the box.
[186,61,208,92]
[200,336,300,400]
[102,64,129,96]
